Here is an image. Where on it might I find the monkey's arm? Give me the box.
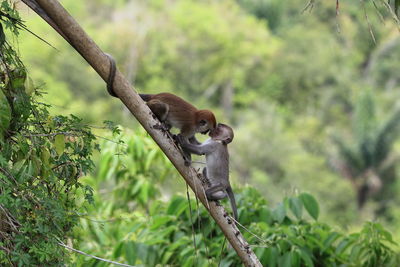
[188,136,201,145]
[177,135,216,155]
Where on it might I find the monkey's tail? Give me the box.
[139,94,153,101]
[226,186,238,221]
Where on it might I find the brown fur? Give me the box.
[140,92,216,138]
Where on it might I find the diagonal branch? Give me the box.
[22,0,262,265]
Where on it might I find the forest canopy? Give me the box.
[1,0,400,266]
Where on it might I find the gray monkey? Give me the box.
[177,123,238,220]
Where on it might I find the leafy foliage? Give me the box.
[4,0,400,265]
[74,133,399,266]
[0,4,100,265]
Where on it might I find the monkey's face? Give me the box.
[195,110,216,135]
[210,123,234,144]
[197,119,214,135]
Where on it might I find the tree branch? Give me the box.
[22,0,262,265]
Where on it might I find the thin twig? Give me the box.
[380,0,400,27]
[0,167,18,184]
[372,0,386,24]
[93,134,127,146]
[0,205,20,231]
[0,246,11,253]
[185,185,198,265]
[21,131,82,137]
[362,0,377,44]
[230,216,271,246]
[0,12,58,50]
[58,242,136,267]
[301,0,315,13]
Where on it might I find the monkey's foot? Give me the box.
[153,122,170,133]
[184,157,191,166]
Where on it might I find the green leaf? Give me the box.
[322,232,340,252]
[272,202,286,223]
[41,148,50,166]
[299,193,319,220]
[150,215,173,230]
[395,0,399,16]
[24,76,35,95]
[0,89,11,139]
[335,239,352,254]
[145,150,158,171]
[54,134,65,156]
[299,248,314,267]
[125,241,137,264]
[167,196,187,216]
[289,197,303,220]
[280,252,292,267]
[266,247,278,267]
[259,206,273,225]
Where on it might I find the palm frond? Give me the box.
[331,135,364,176]
[372,108,400,168]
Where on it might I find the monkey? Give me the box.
[140,93,217,164]
[176,123,238,220]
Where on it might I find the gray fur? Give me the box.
[178,135,238,220]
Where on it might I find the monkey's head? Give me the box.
[195,110,217,135]
[210,123,234,145]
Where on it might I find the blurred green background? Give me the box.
[14,0,400,265]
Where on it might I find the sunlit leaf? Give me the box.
[289,197,303,220]
[150,215,173,230]
[299,193,319,220]
[41,148,50,166]
[335,239,352,254]
[54,134,65,156]
[145,149,158,171]
[24,75,35,95]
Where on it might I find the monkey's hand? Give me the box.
[176,134,189,145]
[173,134,191,166]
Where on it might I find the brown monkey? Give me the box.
[140,93,217,164]
[177,123,238,220]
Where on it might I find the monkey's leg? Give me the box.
[147,100,170,131]
[206,184,227,201]
[202,168,225,199]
